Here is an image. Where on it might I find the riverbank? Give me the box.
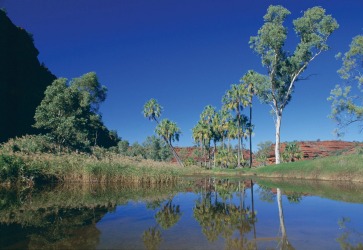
[0,152,205,185]
[250,153,363,182]
[1,151,362,185]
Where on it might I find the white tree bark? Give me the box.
[275,111,282,164]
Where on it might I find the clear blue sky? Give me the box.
[1,0,362,150]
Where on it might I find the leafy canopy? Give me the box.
[34,72,117,150]
[328,35,363,135]
[250,5,339,111]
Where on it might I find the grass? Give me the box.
[255,177,363,203]
[1,147,363,186]
[0,151,211,185]
[250,153,363,182]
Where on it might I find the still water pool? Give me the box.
[1,178,363,249]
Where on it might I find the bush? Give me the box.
[255,141,273,166]
[282,142,303,163]
[0,154,25,182]
[1,135,57,154]
[183,157,196,166]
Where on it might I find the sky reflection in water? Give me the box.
[1,179,363,249]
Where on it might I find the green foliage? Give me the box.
[143,98,184,167]
[118,140,130,156]
[0,154,25,182]
[215,149,238,169]
[143,98,163,122]
[282,142,303,163]
[254,141,273,166]
[34,72,119,151]
[222,84,251,166]
[128,142,146,158]
[1,135,56,154]
[155,119,181,146]
[143,136,172,161]
[328,35,363,135]
[183,157,196,166]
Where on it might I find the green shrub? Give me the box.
[1,135,56,154]
[0,154,25,182]
[282,141,303,163]
[255,141,273,166]
[183,157,196,166]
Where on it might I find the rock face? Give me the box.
[267,140,362,164]
[0,10,56,142]
[174,140,362,165]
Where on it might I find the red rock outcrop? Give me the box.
[172,140,362,165]
[267,140,362,164]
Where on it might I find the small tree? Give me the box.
[282,142,303,163]
[118,140,130,156]
[255,141,273,166]
[250,5,338,164]
[143,135,172,161]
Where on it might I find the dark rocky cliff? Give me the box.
[0,9,56,142]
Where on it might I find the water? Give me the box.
[1,178,363,249]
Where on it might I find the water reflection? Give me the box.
[336,217,363,250]
[193,179,256,249]
[142,196,182,250]
[0,178,363,249]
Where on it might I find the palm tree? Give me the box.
[143,98,162,123]
[227,120,238,152]
[211,112,223,168]
[222,85,249,167]
[192,121,209,166]
[200,105,216,168]
[143,99,184,167]
[240,70,266,168]
[220,108,232,150]
[155,119,184,166]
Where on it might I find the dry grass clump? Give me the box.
[0,151,204,185]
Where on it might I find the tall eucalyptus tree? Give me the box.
[250,5,338,164]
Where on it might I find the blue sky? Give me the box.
[1,0,363,150]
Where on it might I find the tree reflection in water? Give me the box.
[143,196,182,250]
[193,179,257,249]
[142,226,162,250]
[336,217,363,250]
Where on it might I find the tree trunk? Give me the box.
[241,134,244,163]
[249,104,253,168]
[277,188,290,249]
[203,139,207,167]
[237,108,241,167]
[275,111,282,164]
[170,144,184,167]
[213,140,216,168]
[163,136,184,167]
